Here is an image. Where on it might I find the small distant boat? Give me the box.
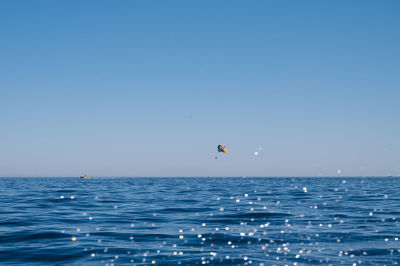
[388,169,393,177]
[80,175,90,179]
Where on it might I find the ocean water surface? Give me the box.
[0,177,399,265]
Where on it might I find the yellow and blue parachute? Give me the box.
[215,144,227,159]
[217,144,227,153]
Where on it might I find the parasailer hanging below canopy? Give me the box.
[215,144,227,159]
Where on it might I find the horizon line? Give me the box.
[0,176,397,178]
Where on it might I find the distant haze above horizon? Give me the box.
[1,1,399,177]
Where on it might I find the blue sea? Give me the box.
[0,177,399,265]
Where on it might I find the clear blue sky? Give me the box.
[0,1,399,177]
